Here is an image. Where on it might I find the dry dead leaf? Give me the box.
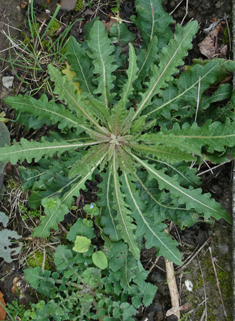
[166,302,191,317]
[62,62,82,94]
[102,14,118,33]
[218,44,228,58]
[198,21,227,59]
[83,9,94,16]
[20,2,27,9]
[0,291,6,321]
[11,277,20,294]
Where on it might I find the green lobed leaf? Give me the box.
[62,153,106,207]
[98,170,122,242]
[4,94,81,131]
[123,173,182,265]
[68,144,108,179]
[31,160,101,237]
[132,154,231,223]
[110,22,136,45]
[146,59,235,119]
[35,300,64,320]
[81,93,111,126]
[199,83,232,110]
[131,0,173,49]
[133,21,198,121]
[84,203,100,216]
[24,266,43,289]
[67,218,95,242]
[136,168,200,229]
[118,43,139,109]
[129,142,196,163]
[32,197,69,237]
[87,20,118,108]
[107,242,128,272]
[54,245,73,270]
[19,154,79,209]
[82,267,101,287]
[66,36,95,94]
[158,119,235,156]
[48,65,107,134]
[0,137,99,165]
[112,157,140,260]
[134,36,158,90]
[110,44,139,135]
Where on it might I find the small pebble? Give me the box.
[218,244,229,255]
[185,280,193,291]
[2,76,14,89]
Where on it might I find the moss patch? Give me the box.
[48,20,60,37]
[76,0,83,11]
[28,251,50,270]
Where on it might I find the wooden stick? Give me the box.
[165,258,180,319]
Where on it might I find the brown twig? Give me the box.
[176,237,211,275]
[197,257,207,320]
[197,161,231,176]
[169,0,184,16]
[209,247,227,317]
[181,0,189,25]
[199,307,207,321]
[148,256,160,275]
[58,222,68,234]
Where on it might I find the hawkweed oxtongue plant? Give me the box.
[1,0,235,266]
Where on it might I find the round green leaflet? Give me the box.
[92,251,108,269]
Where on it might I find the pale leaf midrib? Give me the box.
[50,67,106,134]
[97,22,108,109]
[17,102,79,126]
[133,22,196,121]
[146,60,228,117]
[113,154,139,258]
[129,143,192,157]
[161,133,235,139]
[124,173,181,264]
[132,153,222,215]
[106,169,119,240]
[71,41,91,94]
[2,141,102,156]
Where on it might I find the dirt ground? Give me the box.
[0,0,234,320]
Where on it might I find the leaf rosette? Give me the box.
[1,1,235,267]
